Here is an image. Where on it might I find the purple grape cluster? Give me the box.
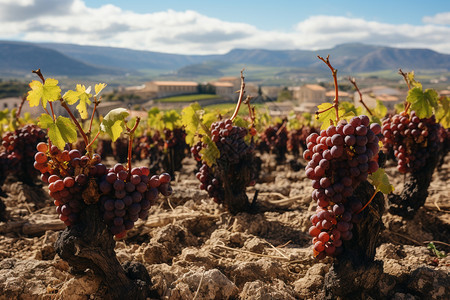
[0,124,47,183]
[98,165,172,238]
[192,118,258,210]
[381,111,441,173]
[303,115,380,259]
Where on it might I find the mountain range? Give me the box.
[1,40,449,78]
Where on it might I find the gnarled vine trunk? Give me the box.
[55,204,151,299]
[217,153,258,214]
[388,145,443,219]
[324,180,385,298]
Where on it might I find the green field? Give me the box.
[155,94,220,102]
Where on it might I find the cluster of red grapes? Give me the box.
[162,128,189,177]
[190,140,204,162]
[303,115,381,259]
[195,163,224,203]
[194,119,257,205]
[34,143,105,226]
[132,133,162,162]
[33,142,172,238]
[287,126,319,157]
[211,119,254,164]
[257,123,288,162]
[0,124,46,182]
[381,111,441,173]
[98,165,171,238]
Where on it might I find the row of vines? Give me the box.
[0,57,449,298]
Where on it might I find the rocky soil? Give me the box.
[0,153,448,299]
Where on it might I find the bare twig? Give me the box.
[230,69,246,122]
[349,77,373,116]
[317,55,339,123]
[423,240,450,247]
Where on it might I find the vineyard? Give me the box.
[0,63,448,300]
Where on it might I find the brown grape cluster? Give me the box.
[381,111,441,173]
[303,115,380,259]
[0,124,46,183]
[34,143,172,238]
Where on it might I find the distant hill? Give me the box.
[0,41,121,76]
[1,41,450,78]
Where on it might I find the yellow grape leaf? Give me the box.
[181,103,204,146]
[368,168,394,194]
[315,103,345,130]
[199,135,220,167]
[95,83,107,96]
[436,96,450,128]
[374,100,387,119]
[63,84,92,119]
[407,71,422,89]
[27,78,61,108]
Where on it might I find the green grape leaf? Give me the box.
[63,84,92,119]
[201,112,218,130]
[100,108,129,142]
[315,103,345,130]
[407,87,438,118]
[368,168,394,194]
[182,103,205,146]
[38,114,77,149]
[436,96,450,129]
[199,135,220,167]
[162,110,181,131]
[407,71,422,89]
[374,100,387,119]
[27,79,61,108]
[95,83,107,96]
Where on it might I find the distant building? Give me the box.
[325,90,352,103]
[0,97,58,118]
[265,101,294,117]
[291,84,326,105]
[210,76,241,99]
[261,86,283,100]
[211,82,235,98]
[356,86,405,110]
[290,84,327,113]
[145,81,199,98]
[95,101,127,117]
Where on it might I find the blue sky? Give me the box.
[1,0,449,54]
[88,0,450,29]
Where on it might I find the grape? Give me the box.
[382,111,441,174]
[304,115,380,259]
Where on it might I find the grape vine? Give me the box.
[182,71,259,213]
[304,56,392,260]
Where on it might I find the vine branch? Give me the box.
[398,69,412,114]
[317,55,340,123]
[349,77,373,116]
[126,117,141,175]
[230,69,246,122]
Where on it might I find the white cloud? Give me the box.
[291,15,450,53]
[0,0,449,55]
[423,12,450,25]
